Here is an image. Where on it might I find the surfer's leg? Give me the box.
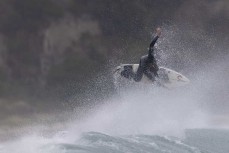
[132,59,144,82]
[121,65,133,79]
[144,71,155,82]
[133,66,143,82]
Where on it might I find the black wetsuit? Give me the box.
[133,35,159,82]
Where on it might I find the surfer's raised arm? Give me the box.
[149,27,161,48]
[148,27,161,57]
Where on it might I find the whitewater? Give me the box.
[1,65,229,153]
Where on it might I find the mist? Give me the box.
[0,1,229,151]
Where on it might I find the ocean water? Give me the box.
[1,129,229,153]
[41,130,229,153]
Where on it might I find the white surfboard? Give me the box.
[114,64,190,88]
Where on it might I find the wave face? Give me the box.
[20,129,226,153]
[49,132,201,153]
[1,130,229,153]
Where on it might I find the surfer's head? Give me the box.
[155,27,162,37]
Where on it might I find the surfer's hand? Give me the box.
[156,27,161,37]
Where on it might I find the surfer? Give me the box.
[132,27,161,82]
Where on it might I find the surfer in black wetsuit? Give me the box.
[133,27,161,82]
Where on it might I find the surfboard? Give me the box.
[114,64,190,88]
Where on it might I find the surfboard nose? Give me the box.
[179,75,190,84]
